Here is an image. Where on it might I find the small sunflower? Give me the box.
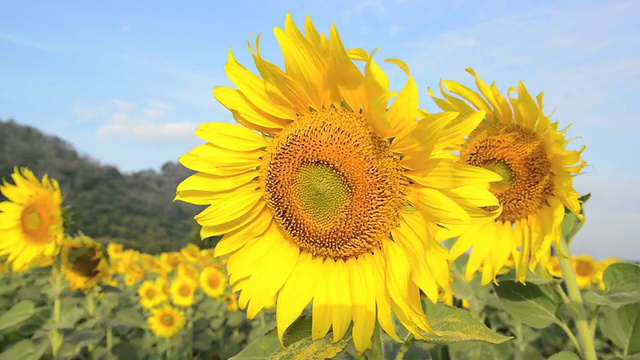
[61,235,111,291]
[107,242,124,260]
[572,255,597,289]
[0,168,64,271]
[224,293,239,312]
[139,279,168,309]
[177,262,199,282]
[181,244,200,263]
[199,266,226,298]
[176,15,499,351]
[148,304,186,339]
[170,276,198,308]
[547,256,563,278]
[432,69,586,284]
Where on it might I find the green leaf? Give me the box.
[0,339,36,360]
[230,315,350,360]
[584,263,640,308]
[496,269,557,285]
[601,302,640,356]
[0,300,35,332]
[448,341,511,360]
[108,306,147,329]
[604,263,640,291]
[548,351,581,360]
[494,281,561,329]
[418,303,511,344]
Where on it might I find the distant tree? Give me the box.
[0,118,205,253]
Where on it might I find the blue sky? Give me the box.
[1,0,638,260]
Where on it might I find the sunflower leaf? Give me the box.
[0,300,35,333]
[548,351,581,360]
[0,339,36,360]
[417,303,511,344]
[447,340,512,360]
[601,302,640,356]
[584,263,640,308]
[230,315,351,360]
[493,281,561,329]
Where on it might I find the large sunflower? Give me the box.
[176,15,499,351]
[61,235,111,291]
[0,168,64,271]
[431,68,586,284]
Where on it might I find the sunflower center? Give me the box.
[207,275,220,289]
[178,284,192,297]
[575,261,593,277]
[294,163,351,225]
[70,249,101,278]
[261,108,406,260]
[146,289,156,299]
[20,204,52,242]
[461,123,553,222]
[161,314,174,326]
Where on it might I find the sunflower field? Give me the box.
[2,14,640,360]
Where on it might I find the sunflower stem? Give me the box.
[558,235,597,360]
[394,333,413,360]
[106,325,114,360]
[49,259,64,358]
[368,323,384,360]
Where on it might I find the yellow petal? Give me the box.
[349,254,376,352]
[212,210,272,257]
[214,86,290,131]
[195,122,268,151]
[224,49,297,120]
[276,252,317,342]
[330,260,352,342]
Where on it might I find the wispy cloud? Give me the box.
[76,99,197,141]
[0,32,59,53]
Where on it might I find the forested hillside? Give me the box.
[0,119,204,253]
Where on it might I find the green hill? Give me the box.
[0,118,204,253]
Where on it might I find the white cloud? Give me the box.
[76,99,197,141]
[0,32,59,53]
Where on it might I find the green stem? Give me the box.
[187,308,194,360]
[368,324,384,360]
[513,322,526,360]
[558,236,597,360]
[106,325,114,360]
[554,319,582,352]
[165,337,173,359]
[49,264,64,358]
[394,333,413,360]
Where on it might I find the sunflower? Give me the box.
[432,69,586,284]
[60,235,111,291]
[199,266,226,298]
[177,262,199,282]
[572,255,597,289]
[181,244,200,263]
[148,304,186,339]
[139,279,168,309]
[0,168,64,271]
[170,276,198,308]
[107,242,124,260]
[547,256,563,278]
[175,15,499,351]
[224,293,239,312]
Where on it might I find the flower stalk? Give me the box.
[558,235,597,360]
